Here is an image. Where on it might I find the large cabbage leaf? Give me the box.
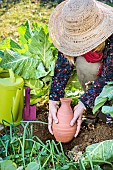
[0,21,58,104]
[0,49,48,79]
[80,140,113,169]
[93,82,113,114]
[28,28,56,75]
[0,21,58,82]
[85,139,113,162]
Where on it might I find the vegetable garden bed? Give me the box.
[1,103,113,169]
[0,1,113,169]
[29,104,113,153]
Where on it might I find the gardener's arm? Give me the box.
[80,35,113,109]
[49,52,74,101]
[48,52,74,134]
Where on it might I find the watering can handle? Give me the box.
[12,88,22,117]
[9,69,16,83]
[25,87,30,113]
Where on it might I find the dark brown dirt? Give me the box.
[32,104,113,154]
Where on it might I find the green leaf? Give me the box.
[25,162,40,170]
[62,165,70,169]
[102,105,113,117]
[79,159,86,170]
[10,39,22,50]
[30,97,41,105]
[0,157,3,163]
[93,97,107,114]
[0,160,17,170]
[0,37,22,52]
[94,165,102,170]
[106,81,113,85]
[85,139,113,162]
[28,28,57,70]
[93,83,113,113]
[98,84,113,100]
[0,49,48,79]
[0,38,10,50]
[2,134,10,141]
[18,20,32,45]
[33,23,48,35]
[25,79,44,89]
[0,21,58,97]
[49,59,57,76]
[0,38,22,53]
[42,75,52,84]
[0,50,4,59]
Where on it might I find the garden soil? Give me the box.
[31,104,113,155]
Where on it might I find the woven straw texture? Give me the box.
[49,0,113,56]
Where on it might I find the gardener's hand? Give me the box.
[70,101,86,137]
[48,100,59,135]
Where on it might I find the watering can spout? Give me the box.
[12,88,22,120]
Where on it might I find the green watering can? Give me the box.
[0,69,24,126]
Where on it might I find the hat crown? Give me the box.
[63,0,97,19]
[49,0,113,56]
[62,0,100,34]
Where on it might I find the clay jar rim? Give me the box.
[60,98,72,102]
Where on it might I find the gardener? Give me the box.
[48,0,113,137]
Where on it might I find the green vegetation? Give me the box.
[0,1,113,170]
[0,0,53,41]
[0,20,82,106]
[0,120,77,169]
[0,121,113,169]
[0,20,58,105]
[93,82,113,116]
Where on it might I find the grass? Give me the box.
[0,1,53,41]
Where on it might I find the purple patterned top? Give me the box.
[49,34,113,109]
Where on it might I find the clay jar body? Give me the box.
[52,98,77,143]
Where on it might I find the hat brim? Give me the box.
[49,1,113,56]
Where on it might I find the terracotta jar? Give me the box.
[52,98,77,143]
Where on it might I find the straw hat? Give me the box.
[48,0,113,56]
